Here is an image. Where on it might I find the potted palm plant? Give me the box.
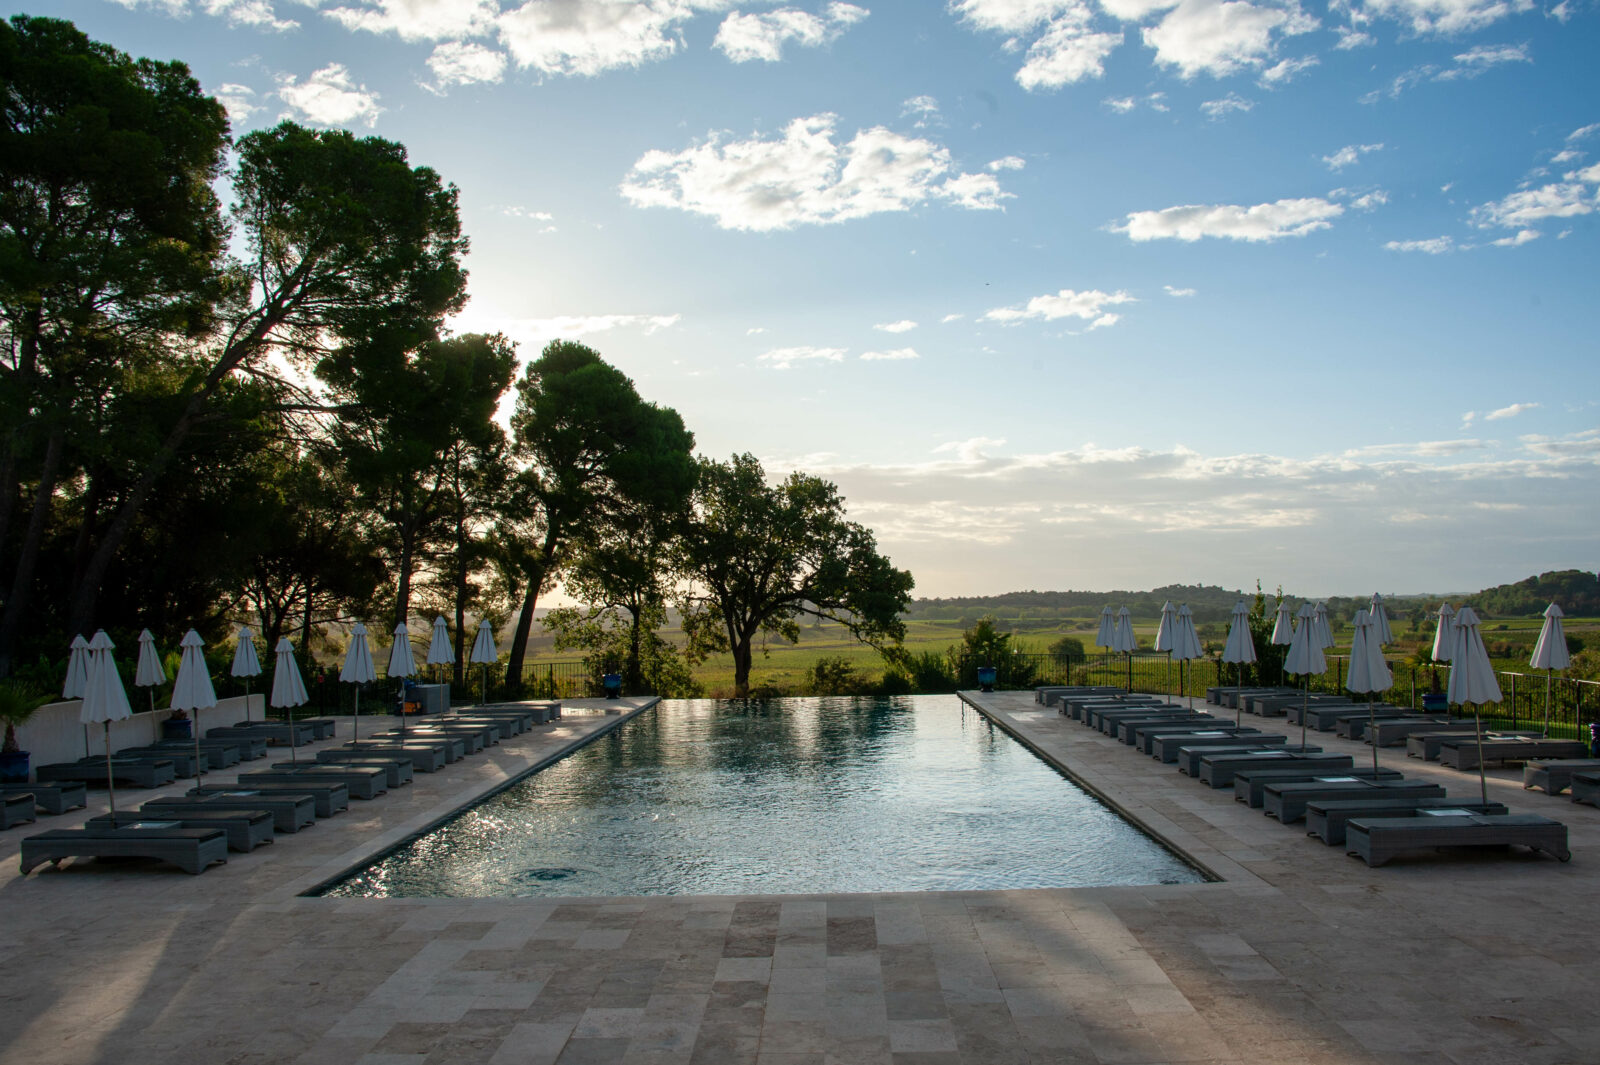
[0,680,51,783]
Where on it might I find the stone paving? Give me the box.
[2,691,1598,1065]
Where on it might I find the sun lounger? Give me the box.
[449,711,530,735]
[209,722,318,746]
[238,766,387,800]
[1345,812,1570,866]
[1366,718,1477,748]
[1438,739,1589,770]
[144,792,315,832]
[1091,707,1192,734]
[3,792,36,829]
[1209,687,1292,711]
[1306,798,1509,845]
[1154,732,1284,764]
[37,759,176,788]
[376,725,487,752]
[87,808,274,852]
[0,781,87,815]
[1571,770,1600,807]
[1335,714,1418,741]
[365,733,465,761]
[191,783,348,818]
[1197,751,1353,788]
[1114,714,1217,743]
[278,755,411,787]
[1232,766,1400,808]
[1135,723,1254,755]
[1522,758,1600,795]
[146,738,249,765]
[1263,778,1446,823]
[1295,704,1407,732]
[1248,694,1350,717]
[20,824,229,875]
[336,741,448,771]
[1406,730,1541,761]
[292,717,339,740]
[1065,696,1162,721]
[107,748,206,778]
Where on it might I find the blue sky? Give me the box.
[34,0,1600,600]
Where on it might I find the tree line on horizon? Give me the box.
[0,15,913,700]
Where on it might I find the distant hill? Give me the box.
[1462,570,1600,617]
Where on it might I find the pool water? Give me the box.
[320,695,1204,898]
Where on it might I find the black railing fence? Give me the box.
[248,658,599,720]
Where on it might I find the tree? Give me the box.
[1048,635,1086,664]
[678,453,914,697]
[497,341,696,690]
[945,616,1038,689]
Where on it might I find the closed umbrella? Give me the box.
[1114,607,1137,692]
[1312,601,1334,650]
[270,637,310,763]
[1172,604,1204,709]
[1529,603,1570,738]
[1221,600,1257,725]
[1284,603,1327,748]
[1270,599,1295,685]
[1154,601,1178,702]
[426,615,451,685]
[1446,606,1502,804]
[1430,603,1456,663]
[81,630,133,813]
[63,635,90,700]
[171,629,218,786]
[231,627,262,722]
[1345,609,1392,774]
[469,619,498,704]
[388,622,416,737]
[1368,593,1394,647]
[134,629,167,714]
[1095,606,1116,685]
[340,624,377,744]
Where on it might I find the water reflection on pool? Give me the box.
[321,695,1204,898]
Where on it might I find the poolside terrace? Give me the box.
[1,691,1597,1065]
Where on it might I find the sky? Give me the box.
[30,0,1600,601]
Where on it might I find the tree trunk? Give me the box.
[732,638,753,698]
[626,607,644,694]
[506,586,539,692]
[0,427,65,677]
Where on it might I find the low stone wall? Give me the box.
[11,694,263,774]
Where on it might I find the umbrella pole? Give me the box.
[399,680,407,739]
[1300,677,1309,750]
[103,722,116,815]
[288,698,297,765]
[1473,702,1487,805]
[1544,669,1552,738]
[350,688,360,747]
[244,679,251,723]
[1369,695,1378,775]
[1167,655,1172,704]
[1236,663,1243,728]
[194,707,203,783]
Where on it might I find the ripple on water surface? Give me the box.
[322,695,1204,898]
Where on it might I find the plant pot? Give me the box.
[602,673,623,699]
[0,749,28,783]
[161,717,193,740]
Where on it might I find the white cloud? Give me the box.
[214,83,260,127]
[1356,0,1534,35]
[982,288,1136,326]
[1258,53,1317,85]
[1491,228,1542,246]
[276,64,384,128]
[941,313,966,323]
[1117,197,1342,242]
[1384,236,1454,253]
[714,3,868,63]
[1200,92,1253,118]
[874,320,918,333]
[325,0,498,40]
[1448,42,1531,71]
[988,156,1027,171]
[1471,183,1593,229]
[1551,149,1583,165]
[620,113,1013,231]
[1164,284,1197,296]
[1143,0,1318,80]
[1104,95,1137,112]
[860,347,921,360]
[1323,142,1383,170]
[498,0,690,77]
[950,0,1083,33]
[110,0,299,30]
[1485,402,1539,420]
[758,345,847,369]
[901,95,943,128]
[1569,123,1600,142]
[425,41,510,91]
[1016,18,1124,90]
[1330,187,1388,211]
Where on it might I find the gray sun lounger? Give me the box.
[238,766,388,800]
[1345,812,1571,866]
[87,808,274,852]
[1177,743,1316,778]
[1066,696,1162,722]
[1571,770,1600,807]
[365,733,465,761]
[1157,732,1284,765]
[145,792,315,832]
[1249,694,1349,717]
[1264,778,1447,823]
[143,738,247,766]
[336,742,448,771]
[1232,766,1401,808]
[278,755,411,787]
[1115,714,1217,743]
[1438,739,1589,770]
[1365,718,1478,748]
[1406,730,1541,761]
[20,824,229,875]
[209,722,318,746]
[377,726,487,752]
[1306,798,1509,845]
[449,712,530,735]
[106,749,207,778]
[191,783,348,818]
[1295,705,1407,732]
[0,781,87,815]
[1523,758,1600,795]
[1086,703,1176,731]
[1197,751,1352,788]
[1335,714,1418,741]
[37,759,176,788]
[3,792,36,829]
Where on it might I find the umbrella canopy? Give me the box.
[1345,610,1392,695]
[1154,601,1177,654]
[1113,607,1137,654]
[1447,607,1502,706]
[1270,600,1294,646]
[388,622,416,679]
[134,629,166,688]
[1095,606,1116,650]
[80,631,133,726]
[171,630,219,712]
[1171,605,1203,661]
[1430,603,1456,663]
[1530,603,1570,671]
[426,616,452,667]
[340,625,377,685]
[1221,600,1257,667]
[1368,593,1394,646]
[1312,602,1334,650]
[231,627,262,678]
[1284,603,1328,748]
[469,619,498,665]
[270,637,310,710]
[63,635,90,700]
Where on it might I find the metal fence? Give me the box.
[247,658,600,720]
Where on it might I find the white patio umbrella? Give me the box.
[388,622,416,737]
[134,629,167,714]
[1368,593,1394,647]
[469,618,498,704]
[1345,609,1392,774]
[1221,600,1257,726]
[426,615,451,684]
[81,630,133,813]
[1095,606,1116,685]
[1284,603,1327,749]
[63,634,90,700]
[1529,603,1570,738]
[270,637,310,763]
[171,629,218,786]
[1431,603,1457,663]
[1154,601,1178,702]
[231,627,262,722]
[1270,599,1295,686]
[1114,606,1137,692]
[1312,602,1334,650]
[1446,605,1503,804]
[340,624,377,744]
[1172,604,1204,709]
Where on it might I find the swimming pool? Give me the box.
[320,695,1204,898]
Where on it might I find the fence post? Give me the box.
[1510,673,1517,729]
